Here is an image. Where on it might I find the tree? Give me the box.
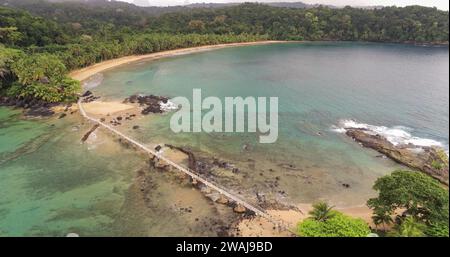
[388,216,426,237]
[372,207,393,231]
[188,20,206,33]
[297,211,371,237]
[0,45,22,89]
[367,170,449,237]
[9,53,80,102]
[308,202,336,222]
[12,53,66,85]
[425,222,449,237]
[0,27,23,46]
[1,2,449,104]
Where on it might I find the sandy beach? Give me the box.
[69,41,286,82]
[236,204,376,237]
[81,101,135,116]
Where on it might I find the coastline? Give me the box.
[69,40,287,82]
[71,40,380,236]
[68,39,448,83]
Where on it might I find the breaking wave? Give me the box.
[331,119,448,154]
[160,100,178,112]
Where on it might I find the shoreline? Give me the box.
[71,40,379,236]
[69,40,288,82]
[68,39,448,83]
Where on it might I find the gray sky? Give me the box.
[123,0,449,10]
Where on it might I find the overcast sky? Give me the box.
[123,0,449,10]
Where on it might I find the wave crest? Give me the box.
[332,119,447,151]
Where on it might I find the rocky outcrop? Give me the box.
[346,128,449,185]
[81,91,100,103]
[25,106,55,117]
[124,94,169,114]
[0,95,80,118]
[0,96,58,117]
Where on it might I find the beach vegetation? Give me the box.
[387,216,426,237]
[308,202,336,222]
[368,170,449,237]
[0,1,448,103]
[297,209,371,237]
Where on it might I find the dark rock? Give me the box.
[81,124,100,142]
[124,94,169,114]
[132,125,140,130]
[25,107,55,117]
[82,91,93,97]
[278,163,302,171]
[155,145,162,152]
[342,183,350,188]
[58,113,67,119]
[346,128,449,185]
[81,94,100,103]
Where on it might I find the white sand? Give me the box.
[82,101,135,115]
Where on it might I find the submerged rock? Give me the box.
[346,128,449,185]
[25,107,55,117]
[81,124,100,142]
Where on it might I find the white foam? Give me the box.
[160,100,178,112]
[332,119,447,152]
[330,125,346,133]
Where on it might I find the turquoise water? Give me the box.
[0,111,235,236]
[92,42,449,205]
[0,42,448,236]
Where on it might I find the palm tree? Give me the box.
[388,216,426,237]
[372,209,393,231]
[309,202,336,222]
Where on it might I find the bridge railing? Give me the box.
[77,99,294,232]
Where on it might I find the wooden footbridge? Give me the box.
[78,98,294,233]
